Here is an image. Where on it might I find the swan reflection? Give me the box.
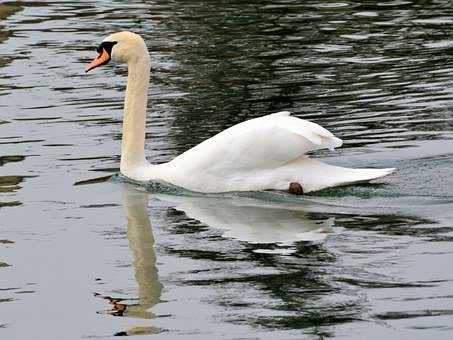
[98,184,334,334]
[155,192,334,248]
[123,187,162,317]
[97,185,162,336]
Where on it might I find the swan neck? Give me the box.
[121,55,150,171]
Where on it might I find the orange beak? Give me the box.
[85,48,111,73]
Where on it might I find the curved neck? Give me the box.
[120,55,150,171]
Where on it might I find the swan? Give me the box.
[85,32,394,194]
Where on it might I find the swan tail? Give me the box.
[330,166,396,184]
[284,157,395,193]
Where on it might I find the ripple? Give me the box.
[1,0,453,339]
[376,309,453,320]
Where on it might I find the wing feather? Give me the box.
[267,114,342,150]
[169,112,342,175]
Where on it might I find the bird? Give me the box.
[85,32,394,194]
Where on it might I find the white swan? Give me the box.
[85,32,394,194]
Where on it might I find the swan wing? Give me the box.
[168,111,342,175]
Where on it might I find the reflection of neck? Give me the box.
[120,55,150,172]
[124,188,162,313]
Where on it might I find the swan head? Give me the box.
[85,31,149,73]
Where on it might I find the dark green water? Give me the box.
[1,1,452,339]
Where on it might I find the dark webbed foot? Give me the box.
[289,182,304,195]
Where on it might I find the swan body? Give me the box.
[86,32,394,194]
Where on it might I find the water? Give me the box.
[1,0,452,339]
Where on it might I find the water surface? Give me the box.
[1,1,452,339]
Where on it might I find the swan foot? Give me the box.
[288,182,304,195]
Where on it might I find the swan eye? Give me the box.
[96,41,118,55]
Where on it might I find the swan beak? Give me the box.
[85,48,111,73]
